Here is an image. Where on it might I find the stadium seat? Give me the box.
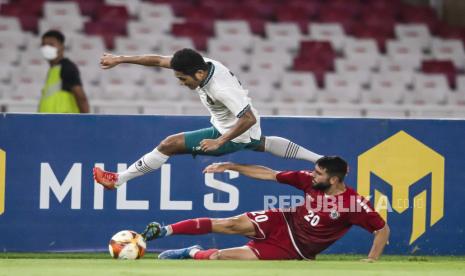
[171,22,210,51]
[249,53,291,78]
[39,17,84,34]
[366,74,405,104]
[265,22,302,43]
[142,101,182,115]
[214,20,254,48]
[279,72,318,102]
[364,104,407,118]
[386,40,423,69]
[181,102,210,115]
[138,2,174,22]
[0,48,20,65]
[350,24,392,52]
[320,73,362,104]
[9,82,43,100]
[0,31,26,49]
[144,70,185,101]
[422,60,457,89]
[343,38,380,70]
[43,1,81,20]
[395,23,432,51]
[240,74,274,103]
[159,37,195,55]
[19,50,48,68]
[309,23,346,52]
[99,83,140,101]
[318,5,356,34]
[449,75,465,105]
[94,100,140,114]
[207,38,248,57]
[378,57,415,87]
[275,5,312,33]
[319,103,363,117]
[335,58,371,86]
[410,73,449,105]
[127,21,169,41]
[0,16,22,32]
[105,0,141,16]
[2,98,38,113]
[252,39,291,56]
[431,39,465,69]
[400,3,439,33]
[114,36,159,55]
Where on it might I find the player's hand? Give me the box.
[360,258,376,263]
[203,162,232,173]
[199,139,222,152]
[100,53,120,69]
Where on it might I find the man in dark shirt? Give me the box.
[140,156,390,261]
[39,30,89,113]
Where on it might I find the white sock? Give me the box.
[264,136,323,163]
[117,148,169,185]
[189,248,201,258]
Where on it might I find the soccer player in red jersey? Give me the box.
[142,156,390,262]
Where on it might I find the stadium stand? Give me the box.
[0,0,464,118]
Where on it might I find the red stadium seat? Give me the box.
[422,60,457,89]
[351,24,392,52]
[286,0,320,18]
[150,0,195,17]
[400,4,440,32]
[276,6,311,33]
[171,22,210,51]
[326,0,362,18]
[96,5,129,22]
[318,6,356,33]
[360,10,396,37]
[294,41,335,87]
[74,0,103,18]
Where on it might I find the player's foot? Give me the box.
[93,167,118,190]
[141,222,166,241]
[158,245,203,259]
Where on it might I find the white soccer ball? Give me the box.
[108,230,146,260]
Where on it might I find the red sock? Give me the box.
[194,249,219,260]
[170,218,212,235]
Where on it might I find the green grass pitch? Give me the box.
[1,253,464,276]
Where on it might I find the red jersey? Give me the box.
[276,170,386,259]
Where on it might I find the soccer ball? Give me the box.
[108,230,146,260]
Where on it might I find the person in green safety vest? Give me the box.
[38,30,89,113]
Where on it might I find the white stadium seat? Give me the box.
[395,23,432,51]
[431,38,465,69]
[343,38,380,70]
[309,23,346,52]
[280,72,318,102]
[387,40,423,70]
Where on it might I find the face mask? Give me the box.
[40,45,58,60]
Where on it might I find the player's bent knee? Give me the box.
[158,135,183,155]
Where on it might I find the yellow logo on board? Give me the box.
[358,131,444,244]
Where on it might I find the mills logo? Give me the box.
[0,148,5,216]
[357,131,444,244]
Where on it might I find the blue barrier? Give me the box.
[0,114,464,255]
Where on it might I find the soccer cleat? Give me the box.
[141,222,166,241]
[158,245,203,260]
[93,167,119,190]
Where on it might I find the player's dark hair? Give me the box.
[316,156,348,182]
[42,30,65,44]
[170,48,208,77]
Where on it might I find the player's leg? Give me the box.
[158,245,258,260]
[142,214,256,241]
[253,136,323,163]
[93,132,188,189]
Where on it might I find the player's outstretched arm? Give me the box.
[203,162,278,181]
[362,224,390,262]
[100,53,172,69]
[200,109,256,152]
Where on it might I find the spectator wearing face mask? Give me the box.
[39,30,89,113]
